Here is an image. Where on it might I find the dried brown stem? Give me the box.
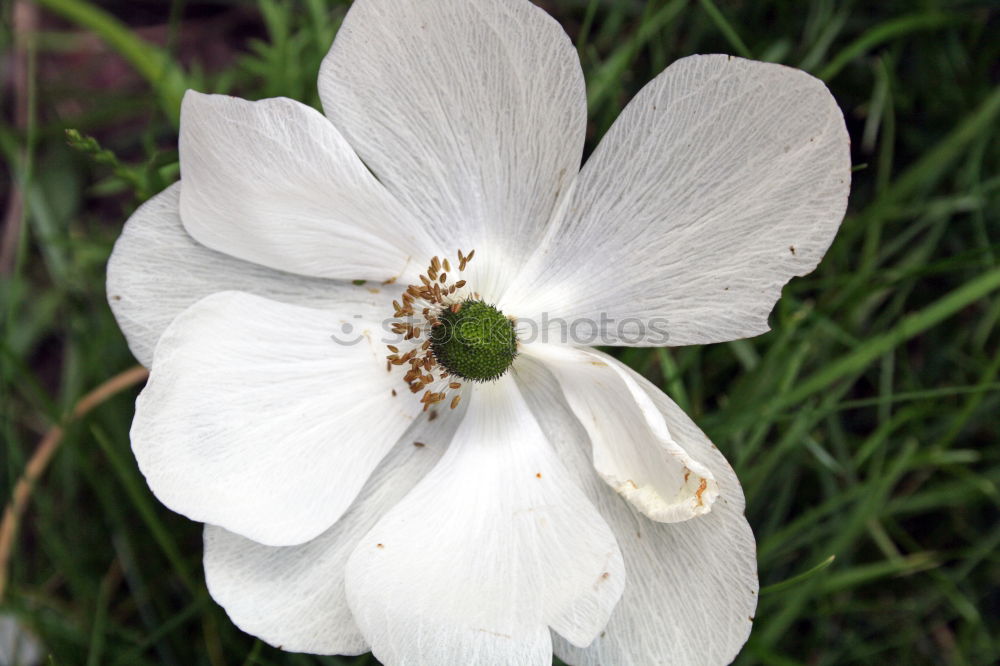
[0,365,149,601]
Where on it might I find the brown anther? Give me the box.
[449,382,461,389]
[450,395,462,409]
[387,345,399,353]
[439,273,447,283]
[450,303,462,313]
[455,280,466,288]
[443,258,451,272]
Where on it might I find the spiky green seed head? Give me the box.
[430,300,517,382]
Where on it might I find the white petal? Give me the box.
[524,344,718,523]
[204,407,461,655]
[319,0,586,297]
[107,183,393,367]
[179,91,434,282]
[506,55,851,346]
[132,291,416,546]
[516,356,758,666]
[0,613,44,666]
[345,376,624,666]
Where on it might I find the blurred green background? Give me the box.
[1,0,998,664]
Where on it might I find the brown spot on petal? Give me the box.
[413,441,426,448]
[376,543,384,549]
[695,478,708,506]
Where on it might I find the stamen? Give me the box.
[383,248,504,411]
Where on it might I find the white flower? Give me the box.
[107,0,850,663]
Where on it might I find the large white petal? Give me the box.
[345,375,624,666]
[107,183,393,367]
[318,0,586,297]
[524,344,718,523]
[132,291,416,546]
[179,91,434,282]
[204,406,462,655]
[505,55,851,346]
[516,355,758,666]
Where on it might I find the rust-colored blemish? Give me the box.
[789,245,796,255]
[626,479,638,490]
[413,441,425,448]
[601,572,610,580]
[683,468,691,482]
[376,543,384,549]
[382,276,397,285]
[695,478,708,506]
[391,389,397,397]
[535,472,542,479]
[428,410,438,421]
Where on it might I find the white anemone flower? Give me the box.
[107,0,850,663]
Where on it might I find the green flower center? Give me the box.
[430,300,517,382]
